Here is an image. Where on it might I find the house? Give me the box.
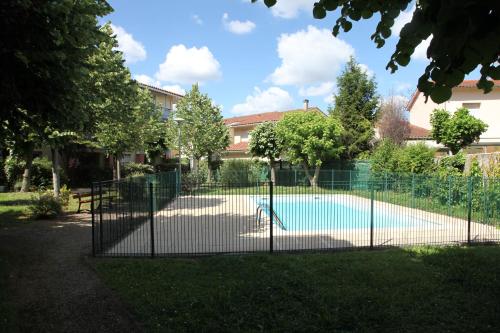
[138,83,183,120]
[223,100,323,159]
[407,80,500,154]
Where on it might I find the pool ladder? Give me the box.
[256,203,286,230]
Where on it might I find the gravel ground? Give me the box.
[0,214,142,332]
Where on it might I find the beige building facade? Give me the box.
[407,80,500,153]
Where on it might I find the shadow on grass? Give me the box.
[93,245,500,332]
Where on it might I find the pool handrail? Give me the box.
[256,203,286,230]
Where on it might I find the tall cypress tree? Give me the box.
[329,57,380,159]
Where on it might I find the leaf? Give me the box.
[263,0,277,7]
[313,5,327,19]
[430,86,452,104]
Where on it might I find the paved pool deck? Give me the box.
[106,194,500,256]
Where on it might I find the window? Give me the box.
[462,102,481,111]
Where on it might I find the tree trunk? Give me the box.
[190,157,200,173]
[116,158,121,180]
[20,149,34,192]
[303,163,320,186]
[312,166,321,187]
[207,154,213,183]
[51,148,61,198]
[270,159,276,183]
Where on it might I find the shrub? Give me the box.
[3,156,67,190]
[29,191,63,219]
[398,143,436,174]
[59,185,71,207]
[436,152,466,177]
[123,163,154,177]
[31,157,56,189]
[370,139,401,174]
[218,159,264,185]
[3,155,24,188]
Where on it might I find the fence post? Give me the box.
[91,183,95,257]
[370,181,374,250]
[349,170,352,191]
[149,182,155,258]
[331,169,334,191]
[99,182,103,253]
[447,176,452,216]
[294,169,297,186]
[411,173,415,208]
[467,177,473,245]
[269,180,273,253]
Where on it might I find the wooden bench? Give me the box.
[73,192,112,213]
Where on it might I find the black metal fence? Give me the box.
[92,171,500,257]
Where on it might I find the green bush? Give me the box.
[59,185,71,207]
[370,139,401,174]
[3,155,67,190]
[31,157,56,189]
[218,159,264,185]
[29,191,63,219]
[436,153,466,177]
[123,163,154,177]
[398,143,436,174]
[3,155,24,188]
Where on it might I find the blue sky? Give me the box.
[103,0,441,117]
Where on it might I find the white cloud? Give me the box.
[110,24,146,63]
[392,6,430,61]
[231,86,293,115]
[359,64,375,78]
[192,14,203,25]
[269,0,316,19]
[134,74,160,86]
[155,45,222,84]
[162,85,186,95]
[269,26,354,86]
[222,13,256,34]
[324,94,335,104]
[299,82,335,97]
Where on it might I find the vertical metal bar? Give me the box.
[370,181,374,249]
[91,183,95,257]
[149,182,155,257]
[411,173,415,208]
[467,176,472,245]
[269,180,273,253]
[99,182,103,253]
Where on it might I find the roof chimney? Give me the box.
[303,99,309,110]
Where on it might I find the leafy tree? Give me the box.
[88,24,163,179]
[276,112,344,186]
[377,96,410,145]
[248,122,283,182]
[430,108,488,155]
[329,57,379,159]
[254,0,500,103]
[168,84,229,180]
[0,0,112,138]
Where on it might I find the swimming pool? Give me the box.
[254,195,439,232]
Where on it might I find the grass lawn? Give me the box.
[0,192,80,226]
[94,245,500,332]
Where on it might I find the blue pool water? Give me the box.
[255,196,438,231]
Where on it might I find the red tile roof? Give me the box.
[224,107,323,126]
[226,142,249,152]
[407,124,431,139]
[407,79,500,111]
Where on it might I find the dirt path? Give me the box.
[0,215,141,332]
